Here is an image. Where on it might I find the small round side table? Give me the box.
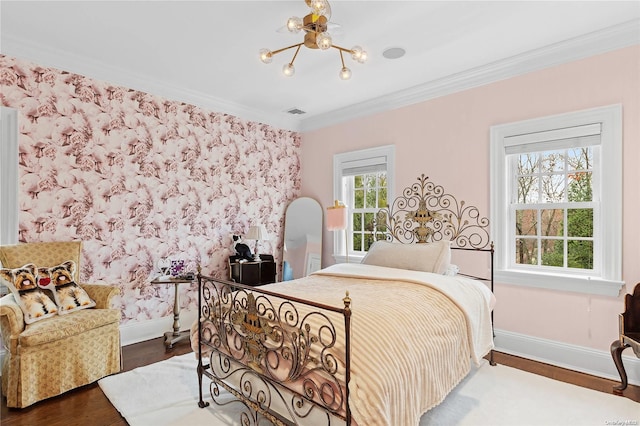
[150,277,194,349]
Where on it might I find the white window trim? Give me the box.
[0,107,19,246]
[333,145,395,263]
[490,104,623,297]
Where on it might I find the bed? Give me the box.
[194,174,495,426]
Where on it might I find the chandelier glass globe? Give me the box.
[282,63,295,77]
[339,67,352,80]
[309,0,328,16]
[259,49,273,64]
[287,16,303,33]
[316,32,332,50]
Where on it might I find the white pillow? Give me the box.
[443,264,460,276]
[361,240,451,274]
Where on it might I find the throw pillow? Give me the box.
[0,263,58,324]
[38,260,96,314]
[361,240,451,274]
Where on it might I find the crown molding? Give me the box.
[299,19,640,132]
[1,35,302,132]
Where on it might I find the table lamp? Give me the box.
[245,224,269,261]
[326,200,348,263]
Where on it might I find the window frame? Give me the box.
[0,107,18,245]
[490,105,623,296]
[333,145,395,263]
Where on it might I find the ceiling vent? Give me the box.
[286,108,306,115]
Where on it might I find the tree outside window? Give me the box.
[348,172,387,253]
[513,147,594,271]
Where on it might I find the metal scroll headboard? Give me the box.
[375,174,491,249]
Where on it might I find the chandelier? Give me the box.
[259,0,367,80]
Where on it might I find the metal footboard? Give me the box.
[197,274,352,425]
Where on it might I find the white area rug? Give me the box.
[99,353,639,426]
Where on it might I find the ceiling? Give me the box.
[1,1,639,132]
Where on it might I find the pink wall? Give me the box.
[301,46,640,352]
[0,55,301,324]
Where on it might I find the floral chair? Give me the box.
[0,241,121,408]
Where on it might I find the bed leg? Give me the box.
[197,360,210,408]
[489,349,497,366]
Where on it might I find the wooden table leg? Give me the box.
[172,282,181,336]
[164,282,189,349]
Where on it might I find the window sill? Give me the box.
[495,269,624,297]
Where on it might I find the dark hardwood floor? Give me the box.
[1,337,192,426]
[491,351,640,403]
[1,343,638,425]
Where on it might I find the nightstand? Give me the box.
[229,254,276,286]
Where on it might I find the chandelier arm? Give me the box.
[271,42,304,56]
[289,44,302,65]
[330,45,354,54]
[339,49,346,68]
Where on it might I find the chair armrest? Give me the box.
[0,294,25,353]
[80,284,120,309]
[619,313,624,342]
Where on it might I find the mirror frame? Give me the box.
[282,197,323,281]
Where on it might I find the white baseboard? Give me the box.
[120,309,198,347]
[494,328,640,386]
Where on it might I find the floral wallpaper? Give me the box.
[0,55,301,324]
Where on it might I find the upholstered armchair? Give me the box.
[0,241,121,408]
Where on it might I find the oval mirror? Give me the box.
[282,197,323,281]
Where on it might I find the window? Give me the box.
[333,145,395,262]
[490,105,623,296]
[512,131,597,271]
[350,172,388,252]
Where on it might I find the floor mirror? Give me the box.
[282,197,322,281]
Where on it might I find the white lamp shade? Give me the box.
[245,225,269,241]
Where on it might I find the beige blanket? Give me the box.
[193,263,494,426]
[312,263,495,365]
